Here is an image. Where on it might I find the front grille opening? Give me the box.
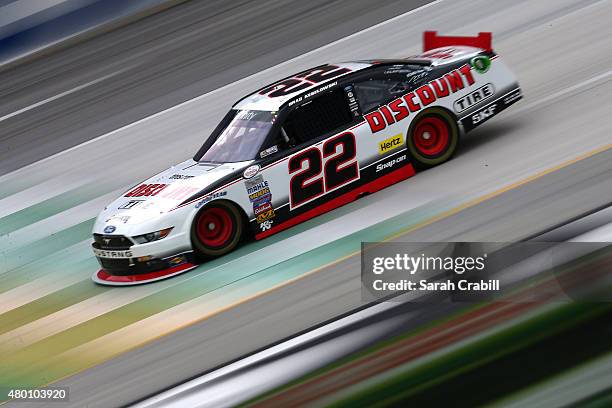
[93,234,133,250]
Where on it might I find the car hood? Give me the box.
[96,159,249,229]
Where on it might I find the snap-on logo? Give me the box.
[453,83,495,113]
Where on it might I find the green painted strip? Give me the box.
[0,280,107,336]
[0,181,33,201]
[0,197,457,394]
[0,207,348,334]
[0,184,103,236]
[0,243,93,293]
[0,219,95,277]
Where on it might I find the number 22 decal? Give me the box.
[289,132,359,209]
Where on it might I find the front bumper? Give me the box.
[91,233,198,285]
[93,261,197,285]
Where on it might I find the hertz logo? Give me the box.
[378,133,404,155]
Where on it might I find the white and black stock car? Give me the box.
[92,32,522,285]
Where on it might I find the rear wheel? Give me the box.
[407,108,459,169]
[191,201,243,258]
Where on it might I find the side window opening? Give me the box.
[283,88,353,145]
[353,65,431,113]
[353,78,410,113]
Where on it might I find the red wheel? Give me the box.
[412,116,450,156]
[191,201,243,258]
[407,108,459,169]
[196,207,233,248]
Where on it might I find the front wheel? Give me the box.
[191,201,243,258]
[407,108,459,169]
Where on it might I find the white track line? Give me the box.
[0,67,129,124]
[510,69,612,116]
[0,177,92,218]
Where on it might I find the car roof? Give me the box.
[232,48,478,113]
[233,62,372,112]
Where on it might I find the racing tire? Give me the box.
[191,201,243,259]
[407,107,460,169]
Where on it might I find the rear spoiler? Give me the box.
[423,31,493,53]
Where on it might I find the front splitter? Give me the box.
[92,262,198,286]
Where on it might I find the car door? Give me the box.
[350,67,423,181]
[251,84,363,236]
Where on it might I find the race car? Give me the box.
[92,31,522,285]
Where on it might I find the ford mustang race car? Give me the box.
[92,32,522,285]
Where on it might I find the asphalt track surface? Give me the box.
[1,0,611,406]
[0,0,432,175]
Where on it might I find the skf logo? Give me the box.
[472,104,497,125]
[378,133,404,155]
[365,64,475,134]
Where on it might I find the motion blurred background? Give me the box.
[0,0,611,407]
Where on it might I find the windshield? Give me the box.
[198,110,276,163]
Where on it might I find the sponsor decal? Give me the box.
[169,174,194,180]
[118,200,143,210]
[260,145,279,158]
[378,133,404,155]
[195,191,228,209]
[460,88,522,132]
[167,255,186,266]
[406,71,429,84]
[125,183,168,197]
[471,55,491,74]
[453,83,495,113]
[104,225,116,234]
[365,64,476,133]
[245,175,268,196]
[243,165,260,179]
[504,89,522,105]
[105,215,130,224]
[93,248,133,259]
[376,154,407,173]
[252,195,272,208]
[472,104,497,125]
[256,209,276,223]
[259,220,273,231]
[160,186,199,200]
[254,202,272,215]
[245,175,276,223]
[125,183,197,200]
[344,85,360,117]
[249,187,271,202]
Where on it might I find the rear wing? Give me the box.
[423,31,493,52]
